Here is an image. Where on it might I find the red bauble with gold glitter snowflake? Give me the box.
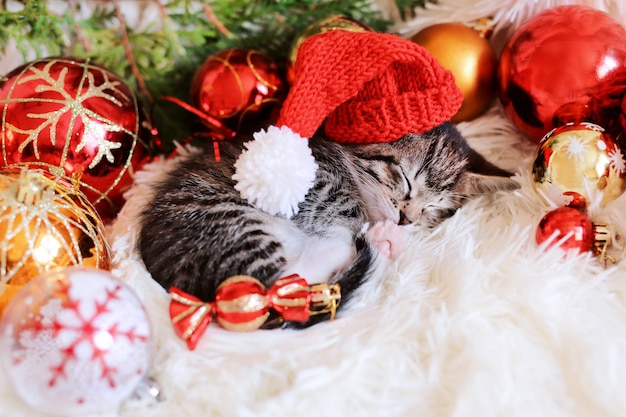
[0,57,154,222]
[0,267,152,416]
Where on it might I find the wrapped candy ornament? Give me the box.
[169,274,341,350]
[0,267,152,416]
[0,57,154,222]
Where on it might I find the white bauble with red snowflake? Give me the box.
[532,122,626,209]
[0,267,152,416]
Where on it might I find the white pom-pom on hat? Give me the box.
[232,30,462,217]
[233,125,317,217]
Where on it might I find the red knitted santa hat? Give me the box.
[233,30,463,217]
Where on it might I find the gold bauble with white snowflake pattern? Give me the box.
[0,167,111,313]
[532,122,626,208]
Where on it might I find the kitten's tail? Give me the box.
[283,236,377,328]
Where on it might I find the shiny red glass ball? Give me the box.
[535,207,594,253]
[190,48,287,135]
[0,57,153,222]
[498,5,626,142]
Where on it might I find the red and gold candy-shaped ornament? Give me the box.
[169,275,341,350]
[536,206,612,260]
[0,57,155,222]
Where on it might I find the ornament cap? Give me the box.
[592,223,611,247]
[309,282,341,320]
[591,222,615,264]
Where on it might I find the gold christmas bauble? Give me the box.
[532,122,626,208]
[286,15,371,84]
[410,22,497,123]
[0,168,111,313]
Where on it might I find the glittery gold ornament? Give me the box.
[0,168,111,312]
[410,20,497,123]
[286,15,371,84]
[532,122,626,208]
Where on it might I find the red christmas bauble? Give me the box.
[535,207,594,253]
[0,57,154,222]
[498,5,626,142]
[190,49,287,136]
[214,275,270,331]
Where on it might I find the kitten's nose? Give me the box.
[398,211,412,225]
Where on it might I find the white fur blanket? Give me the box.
[4,1,626,416]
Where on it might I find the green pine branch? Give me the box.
[0,0,68,58]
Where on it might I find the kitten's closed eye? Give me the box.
[398,192,460,228]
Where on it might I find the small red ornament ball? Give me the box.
[190,49,287,135]
[536,207,594,253]
[498,5,626,142]
[0,57,153,222]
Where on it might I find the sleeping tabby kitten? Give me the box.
[138,122,517,326]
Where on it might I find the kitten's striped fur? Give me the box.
[138,122,517,326]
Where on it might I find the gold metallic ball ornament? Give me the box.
[0,168,111,313]
[532,122,626,208]
[410,21,498,123]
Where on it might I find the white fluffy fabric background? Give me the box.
[4,0,626,416]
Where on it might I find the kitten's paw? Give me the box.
[366,220,407,260]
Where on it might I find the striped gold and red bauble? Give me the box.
[169,274,341,350]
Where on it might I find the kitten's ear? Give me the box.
[467,148,513,177]
[461,172,520,195]
[461,148,519,194]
